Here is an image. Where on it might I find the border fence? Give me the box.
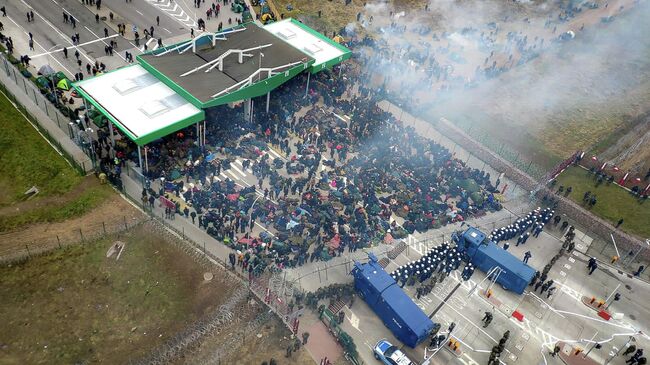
[0,216,147,264]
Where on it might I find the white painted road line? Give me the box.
[5,15,74,76]
[84,26,126,61]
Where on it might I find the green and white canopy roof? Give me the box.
[72,20,349,146]
[73,64,204,146]
[264,19,351,73]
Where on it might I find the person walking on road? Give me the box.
[1,6,7,17]
[546,286,556,299]
[156,15,160,26]
[624,345,638,357]
[588,257,597,273]
[482,311,493,328]
[589,261,598,275]
[550,344,561,357]
[634,265,645,277]
[629,350,645,363]
[523,251,532,264]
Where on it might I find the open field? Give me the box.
[271,0,365,36]
[423,2,650,172]
[554,166,650,238]
[0,92,111,231]
[0,224,238,365]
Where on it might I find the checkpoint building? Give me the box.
[72,19,351,165]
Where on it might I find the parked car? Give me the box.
[373,339,415,365]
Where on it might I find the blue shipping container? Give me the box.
[352,253,434,348]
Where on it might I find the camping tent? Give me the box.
[38,64,56,76]
[57,78,71,90]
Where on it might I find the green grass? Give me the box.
[0,185,113,231]
[0,92,82,205]
[0,83,112,230]
[555,166,650,238]
[0,226,225,365]
[272,0,366,36]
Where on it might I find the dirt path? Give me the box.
[0,191,145,259]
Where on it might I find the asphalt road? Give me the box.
[0,0,249,78]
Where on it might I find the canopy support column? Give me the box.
[203,120,206,146]
[108,120,115,146]
[137,146,143,172]
[266,92,270,113]
[305,72,310,97]
[250,100,254,123]
[244,98,251,122]
[196,122,200,146]
[144,146,149,175]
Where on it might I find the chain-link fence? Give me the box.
[0,53,94,173]
[0,216,147,264]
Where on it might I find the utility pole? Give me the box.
[583,331,598,358]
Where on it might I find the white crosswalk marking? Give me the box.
[145,0,197,28]
[557,283,582,301]
[231,165,247,178]
[267,147,284,160]
[462,353,480,365]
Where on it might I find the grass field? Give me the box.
[271,0,365,36]
[554,166,650,238]
[0,225,234,364]
[0,88,110,231]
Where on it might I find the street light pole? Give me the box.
[249,195,261,228]
[583,331,598,358]
[605,335,636,365]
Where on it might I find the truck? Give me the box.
[457,227,536,294]
[352,253,435,348]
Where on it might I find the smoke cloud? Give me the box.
[352,0,650,171]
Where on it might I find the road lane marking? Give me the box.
[84,26,126,61]
[5,15,74,75]
[21,0,94,64]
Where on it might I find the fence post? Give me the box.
[203,242,206,255]
[102,221,107,235]
[182,226,185,239]
[79,228,84,242]
[25,244,31,257]
[57,235,61,249]
[123,216,128,230]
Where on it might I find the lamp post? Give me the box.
[249,195,261,229]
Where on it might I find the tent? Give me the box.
[38,64,56,76]
[57,78,71,90]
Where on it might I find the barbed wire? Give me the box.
[132,286,251,365]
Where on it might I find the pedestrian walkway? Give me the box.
[304,321,343,364]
